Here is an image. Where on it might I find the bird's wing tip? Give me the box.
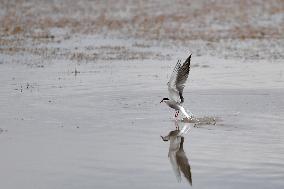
[187,53,192,61]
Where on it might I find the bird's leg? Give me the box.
[174,111,179,122]
[175,120,179,130]
[174,110,179,118]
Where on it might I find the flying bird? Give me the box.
[160,54,193,119]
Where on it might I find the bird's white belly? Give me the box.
[166,101,180,110]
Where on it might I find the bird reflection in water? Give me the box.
[161,121,192,186]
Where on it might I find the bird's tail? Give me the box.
[179,106,193,119]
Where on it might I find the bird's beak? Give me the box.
[160,136,168,141]
[160,100,163,103]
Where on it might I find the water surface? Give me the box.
[0,60,283,189]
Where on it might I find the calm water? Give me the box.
[0,60,283,189]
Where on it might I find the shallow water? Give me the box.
[0,59,283,189]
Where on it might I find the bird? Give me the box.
[160,54,193,119]
[161,123,192,185]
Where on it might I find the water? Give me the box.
[0,59,283,189]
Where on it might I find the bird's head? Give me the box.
[160,97,170,103]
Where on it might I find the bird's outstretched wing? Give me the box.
[167,60,182,103]
[167,54,191,103]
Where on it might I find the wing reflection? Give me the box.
[161,121,192,186]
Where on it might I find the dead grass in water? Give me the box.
[1,0,283,40]
[0,0,283,61]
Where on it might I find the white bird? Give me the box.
[160,54,193,119]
